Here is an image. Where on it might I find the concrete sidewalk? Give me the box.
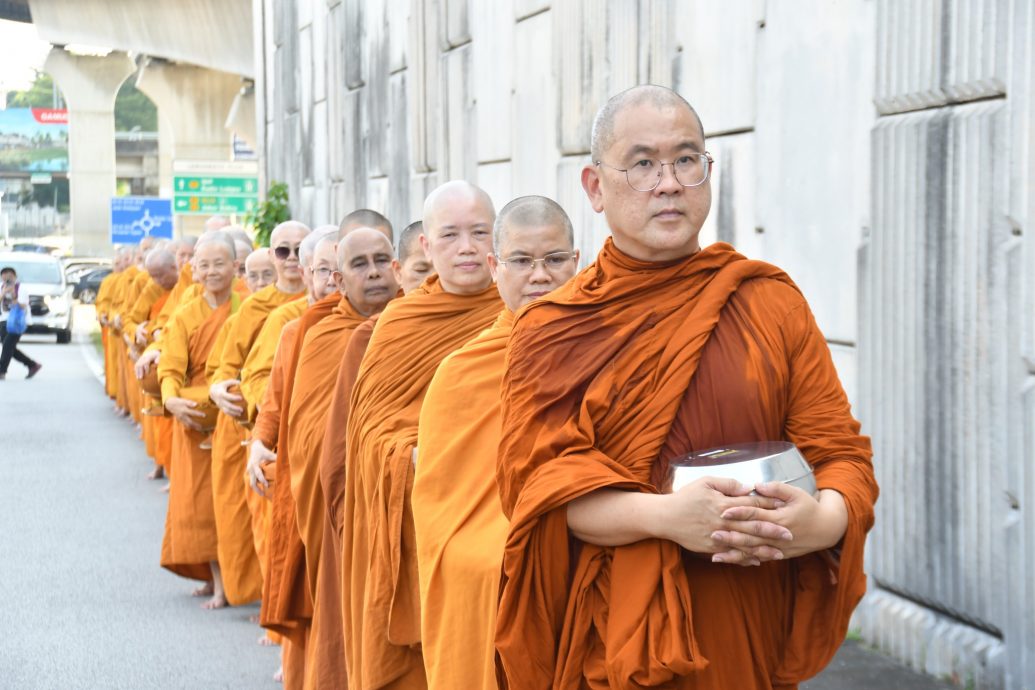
[806,639,956,689]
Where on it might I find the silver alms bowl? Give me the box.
[669,441,817,495]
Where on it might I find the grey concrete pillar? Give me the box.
[43,48,135,256]
[135,60,242,235]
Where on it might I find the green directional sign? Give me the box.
[171,160,260,216]
[173,195,258,215]
[173,175,259,196]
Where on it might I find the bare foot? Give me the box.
[258,634,277,647]
[273,666,283,683]
[201,593,228,610]
[249,613,260,624]
[158,484,170,494]
[191,581,214,598]
[147,466,165,480]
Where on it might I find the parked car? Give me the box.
[74,267,112,304]
[0,251,74,344]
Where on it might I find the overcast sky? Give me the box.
[0,19,52,94]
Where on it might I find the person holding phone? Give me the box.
[0,266,42,380]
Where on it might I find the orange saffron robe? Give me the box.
[287,295,368,690]
[158,292,240,582]
[209,284,304,606]
[261,294,340,686]
[310,316,377,690]
[125,279,171,463]
[341,277,501,690]
[494,240,879,690]
[413,309,513,690]
[95,271,120,399]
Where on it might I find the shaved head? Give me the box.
[195,230,237,260]
[338,227,393,270]
[269,220,311,247]
[339,208,393,242]
[299,226,338,266]
[181,235,199,248]
[225,225,253,249]
[234,240,253,265]
[204,215,231,233]
[311,236,340,302]
[144,249,179,290]
[397,221,424,263]
[422,181,496,231]
[590,84,704,162]
[493,196,574,254]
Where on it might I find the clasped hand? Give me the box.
[209,379,244,418]
[165,396,205,430]
[659,477,846,567]
[247,439,276,498]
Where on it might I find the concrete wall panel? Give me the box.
[672,1,761,135]
[344,0,366,88]
[440,44,476,181]
[476,161,513,214]
[513,11,559,198]
[472,0,513,164]
[441,0,470,49]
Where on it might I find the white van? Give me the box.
[0,252,74,344]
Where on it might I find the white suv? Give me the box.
[0,252,74,344]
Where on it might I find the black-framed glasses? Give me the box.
[274,245,300,260]
[496,251,577,274]
[595,152,713,192]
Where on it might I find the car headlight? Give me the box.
[44,294,69,314]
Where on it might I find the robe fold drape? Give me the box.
[413,309,513,690]
[342,277,501,690]
[495,240,878,690]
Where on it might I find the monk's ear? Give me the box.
[486,252,500,283]
[419,233,431,260]
[391,258,403,284]
[581,164,605,213]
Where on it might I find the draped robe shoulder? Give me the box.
[495,240,878,690]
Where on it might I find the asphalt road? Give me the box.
[0,309,952,689]
[0,319,278,689]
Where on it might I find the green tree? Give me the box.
[5,72,63,109]
[245,182,291,247]
[114,80,157,132]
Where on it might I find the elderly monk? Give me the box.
[107,246,141,417]
[413,196,578,690]
[392,221,434,293]
[311,219,428,687]
[245,248,277,292]
[204,222,311,609]
[289,230,400,689]
[204,214,231,233]
[117,238,160,430]
[125,247,180,480]
[341,182,502,690]
[246,226,339,682]
[157,232,243,609]
[494,85,878,690]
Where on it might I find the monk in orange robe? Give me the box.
[125,247,179,477]
[342,182,502,690]
[391,221,434,293]
[494,85,878,690]
[157,231,244,609]
[412,196,579,690]
[247,226,347,686]
[95,249,130,402]
[107,250,139,416]
[206,223,311,610]
[287,230,400,689]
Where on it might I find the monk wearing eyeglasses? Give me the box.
[191,221,311,611]
[342,181,502,690]
[413,195,578,690]
[494,85,879,689]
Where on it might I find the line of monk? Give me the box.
[96,85,878,690]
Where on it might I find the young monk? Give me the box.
[205,222,311,609]
[412,196,579,690]
[157,232,242,610]
[341,181,502,690]
[494,85,879,689]
[288,230,400,689]
[393,221,434,293]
